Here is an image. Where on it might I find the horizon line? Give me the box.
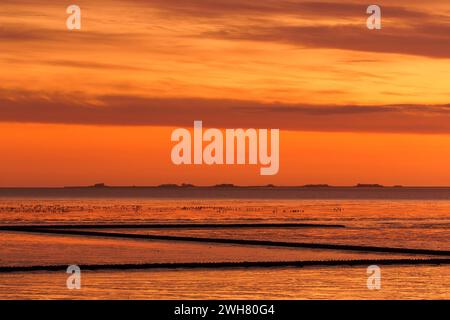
[1,183,450,189]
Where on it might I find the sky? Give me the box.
[1,0,450,186]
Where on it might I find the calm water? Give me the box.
[1,196,450,299]
[2,266,450,300]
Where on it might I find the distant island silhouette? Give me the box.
[69,183,400,189]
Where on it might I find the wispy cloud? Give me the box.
[1,89,450,133]
[2,1,450,59]
[205,22,450,59]
[138,0,447,20]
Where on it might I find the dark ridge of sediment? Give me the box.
[5,227,450,257]
[2,259,450,273]
[0,222,345,230]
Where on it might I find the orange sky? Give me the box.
[1,0,450,186]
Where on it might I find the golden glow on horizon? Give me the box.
[1,123,450,187]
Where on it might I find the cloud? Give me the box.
[139,0,446,21]
[2,1,449,60]
[1,89,450,134]
[17,59,145,71]
[0,24,143,45]
[205,22,450,59]
[0,24,54,41]
[142,0,450,58]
